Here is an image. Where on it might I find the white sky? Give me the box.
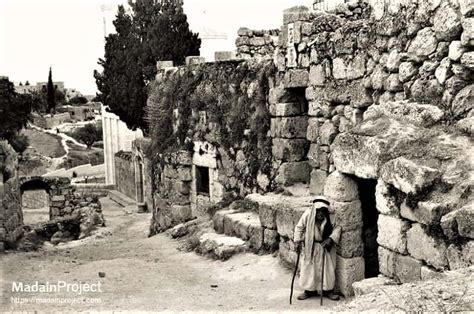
[0,0,310,95]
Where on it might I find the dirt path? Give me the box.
[1,198,344,312]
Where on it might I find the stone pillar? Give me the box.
[323,170,365,296]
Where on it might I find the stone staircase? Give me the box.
[108,190,136,208]
[197,185,313,260]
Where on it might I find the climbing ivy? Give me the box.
[146,59,276,193]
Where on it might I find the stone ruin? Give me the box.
[0,140,105,250]
[125,0,474,297]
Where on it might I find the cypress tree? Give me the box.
[94,0,201,132]
[46,66,56,113]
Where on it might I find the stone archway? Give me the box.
[19,176,73,225]
[20,178,51,224]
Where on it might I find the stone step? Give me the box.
[213,209,278,252]
[198,232,248,260]
[108,190,136,208]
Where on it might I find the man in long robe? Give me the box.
[294,196,341,301]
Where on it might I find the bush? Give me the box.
[69,96,88,105]
[8,133,29,154]
[72,123,102,149]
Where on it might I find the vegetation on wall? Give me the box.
[146,59,276,193]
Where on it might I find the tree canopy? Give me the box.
[72,123,103,149]
[47,67,56,112]
[94,0,201,132]
[0,77,36,152]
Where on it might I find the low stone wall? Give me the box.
[0,141,23,250]
[114,151,136,201]
[236,28,279,60]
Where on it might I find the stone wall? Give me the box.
[114,151,136,201]
[271,1,473,196]
[141,0,473,295]
[147,59,277,234]
[22,189,49,209]
[0,141,23,251]
[236,28,280,60]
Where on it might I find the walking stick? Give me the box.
[289,244,301,305]
[320,248,326,306]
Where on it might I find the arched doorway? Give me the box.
[20,179,51,225]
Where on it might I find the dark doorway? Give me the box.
[196,166,210,195]
[355,177,379,278]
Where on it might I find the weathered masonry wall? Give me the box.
[236,28,280,60]
[147,59,276,233]
[21,189,49,209]
[0,141,23,251]
[114,151,137,201]
[142,0,473,297]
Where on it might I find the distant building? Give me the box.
[35,81,65,93]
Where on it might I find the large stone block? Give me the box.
[407,223,448,270]
[375,180,401,216]
[275,206,305,240]
[378,246,396,278]
[306,118,319,142]
[377,215,410,254]
[279,238,299,266]
[307,143,319,168]
[324,171,359,202]
[441,203,474,240]
[332,55,366,81]
[460,0,474,16]
[338,227,364,258]
[380,157,439,195]
[332,133,386,179]
[284,69,309,88]
[258,204,277,230]
[271,117,308,139]
[272,138,308,162]
[400,201,448,225]
[310,169,327,195]
[433,1,462,41]
[309,64,326,86]
[332,200,363,228]
[399,62,418,83]
[394,254,422,283]
[452,84,474,120]
[319,120,338,145]
[335,255,365,297]
[461,52,474,70]
[449,41,467,61]
[272,102,303,117]
[248,224,264,251]
[408,28,438,62]
[275,161,311,186]
[171,204,193,223]
[461,17,474,47]
[263,228,279,252]
[446,242,474,270]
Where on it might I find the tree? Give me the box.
[69,96,88,105]
[47,67,56,112]
[25,80,30,86]
[94,0,201,132]
[73,123,102,149]
[0,77,35,152]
